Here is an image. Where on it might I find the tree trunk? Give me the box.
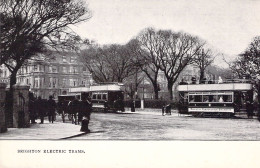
[167,82,174,100]
[199,69,204,82]
[152,83,159,100]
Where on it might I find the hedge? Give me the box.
[124,99,177,109]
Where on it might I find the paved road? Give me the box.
[71,109,260,140]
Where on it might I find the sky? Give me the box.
[71,0,260,67]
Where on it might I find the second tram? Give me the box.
[177,79,254,117]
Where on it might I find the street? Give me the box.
[66,109,260,140]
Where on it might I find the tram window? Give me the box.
[203,96,209,102]
[189,95,195,102]
[223,95,232,102]
[102,94,107,100]
[218,96,224,102]
[92,94,97,99]
[97,94,101,99]
[209,95,214,102]
[194,95,202,102]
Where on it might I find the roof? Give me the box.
[177,83,253,92]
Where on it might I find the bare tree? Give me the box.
[229,36,260,110]
[81,44,137,83]
[0,0,91,126]
[154,29,203,100]
[134,28,162,99]
[193,47,215,82]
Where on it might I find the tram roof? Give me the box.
[69,87,90,93]
[90,84,123,92]
[177,83,253,92]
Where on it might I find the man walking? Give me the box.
[47,96,56,123]
[36,96,45,124]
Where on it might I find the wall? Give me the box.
[0,83,7,133]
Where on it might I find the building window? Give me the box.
[70,56,76,63]
[62,66,67,73]
[33,65,38,72]
[69,79,78,87]
[34,78,39,88]
[62,78,67,87]
[49,77,52,88]
[49,66,58,73]
[62,56,67,62]
[53,78,58,88]
[52,66,58,73]
[69,66,78,74]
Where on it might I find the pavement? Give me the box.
[0,108,170,140]
[0,117,85,140]
[1,108,249,140]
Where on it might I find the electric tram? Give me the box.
[90,83,125,112]
[58,83,125,112]
[177,79,254,117]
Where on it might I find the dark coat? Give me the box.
[47,99,56,114]
[80,100,92,120]
[36,99,45,117]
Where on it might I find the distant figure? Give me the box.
[104,100,108,113]
[36,96,45,124]
[246,100,254,119]
[218,76,223,84]
[117,97,125,112]
[29,93,36,124]
[130,100,135,112]
[179,78,188,85]
[191,77,196,84]
[69,97,80,125]
[219,96,224,102]
[47,96,56,123]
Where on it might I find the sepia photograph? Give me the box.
[0,0,260,167]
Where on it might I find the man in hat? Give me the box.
[47,95,56,123]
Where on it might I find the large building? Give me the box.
[0,51,92,100]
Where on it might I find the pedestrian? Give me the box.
[69,97,80,124]
[29,93,37,124]
[36,96,45,124]
[117,97,125,112]
[80,96,92,132]
[104,100,108,113]
[47,95,56,123]
[57,100,65,123]
[130,100,135,112]
[246,100,254,119]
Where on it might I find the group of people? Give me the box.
[29,94,56,124]
[29,94,92,132]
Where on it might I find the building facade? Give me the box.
[0,52,92,100]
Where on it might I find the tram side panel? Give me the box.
[91,91,125,112]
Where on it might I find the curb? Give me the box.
[60,132,88,139]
